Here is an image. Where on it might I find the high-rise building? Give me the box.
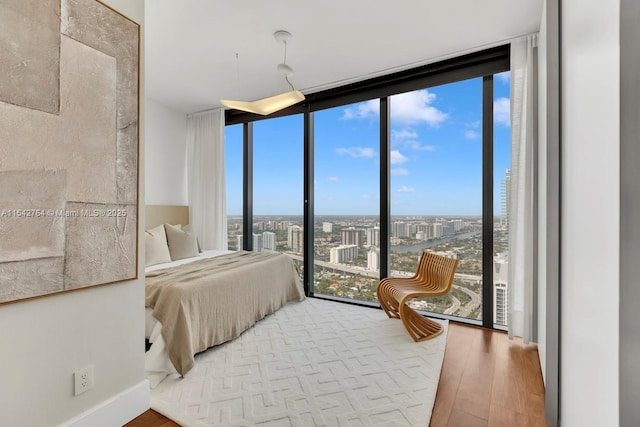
[392,221,411,238]
[329,245,359,263]
[502,169,511,227]
[442,222,455,236]
[391,221,401,238]
[493,252,509,325]
[495,283,508,326]
[263,231,276,251]
[322,222,333,233]
[275,221,290,231]
[367,248,380,271]
[287,225,303,254]
[253,234,263,252]
[415,223,429,233]
[450,219,464,232]
[365,227,380,247]
[236,234,264,252]
[341,227,363,247]
[415,223,433,239]
[253,221,266,232]
[432,223,443,238]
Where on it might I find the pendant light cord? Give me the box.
[285,75,295,91]
[282,40,295,91]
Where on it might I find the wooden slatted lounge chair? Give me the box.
[377,251,459,341]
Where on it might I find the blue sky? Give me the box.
[226,72,510,216]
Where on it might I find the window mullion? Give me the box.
[482,75,494,328]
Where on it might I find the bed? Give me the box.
[143,206,305,385]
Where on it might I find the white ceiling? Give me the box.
[145,0,543,114]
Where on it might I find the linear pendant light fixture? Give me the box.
[220,30,305,115]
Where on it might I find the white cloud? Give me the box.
[494,97,510,126]
[465,130,480,139]
[391,128,437,152]
[496,71,511,84]
[391,129,419,141]
[342,90,448,127]
[397,185,415,193]
[390,90,448,126]
[335,147,377,158]
[390,150,408,165]
[413,143,437,151]
[391,168,409,176]
[328,176,339,182]
[341,100,379,120]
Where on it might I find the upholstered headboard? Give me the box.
[146,205,189,229]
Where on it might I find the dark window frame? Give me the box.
[228,45,510,330]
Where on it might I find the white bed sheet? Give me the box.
[144,307,158,339]
[145,249,233,273]
[145,250,233,387]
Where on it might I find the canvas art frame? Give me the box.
[0,0,140,304]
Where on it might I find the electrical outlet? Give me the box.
[74,365,94,396]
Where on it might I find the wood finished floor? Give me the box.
[126,322,548,427]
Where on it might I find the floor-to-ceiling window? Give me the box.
[225,124,243,250]
[389,81,484,321]
[493,71,511,327]
[252,115,304,271]
[225,45,510,329]
[313,101,380,302]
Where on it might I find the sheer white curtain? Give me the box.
[186,109,227,250]
[508,35,537,342]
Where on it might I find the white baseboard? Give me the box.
[60,380,150,427]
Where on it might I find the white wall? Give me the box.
[536,0,547,384]
[145,98,188,205]
[0,1,148,426]
[561,0,620,425]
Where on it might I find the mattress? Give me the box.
[144,250,304,385]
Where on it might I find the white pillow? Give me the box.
[145,224,171,267]
[164,223,199,261]
[182,224,202,253]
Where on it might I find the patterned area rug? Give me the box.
[151,298,447,427]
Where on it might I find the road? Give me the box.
[444,294,461,315]
[289,253,481,282]
[452,285,481,318]
[287,253,482,319]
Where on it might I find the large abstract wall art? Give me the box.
[0,0,139,304]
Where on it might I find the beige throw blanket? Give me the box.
[146,251,304,376]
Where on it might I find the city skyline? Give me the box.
[225,72,510,216]
[225,212,506,325]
